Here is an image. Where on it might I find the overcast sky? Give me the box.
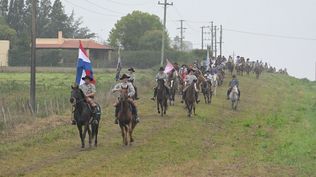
[60,0,316,80]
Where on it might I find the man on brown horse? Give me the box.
[151,67,169,101]
[72,75,98,125]
[112,74,140,124]
[181,69,200,104]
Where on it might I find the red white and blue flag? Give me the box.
[75,41,95,85]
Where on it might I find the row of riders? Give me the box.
[70,54,284,146]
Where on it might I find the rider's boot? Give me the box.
[134,86,139,100]
[71,118,76,125]
[227,89,231,100]
[151,87,157,101]
[131,102,140,123]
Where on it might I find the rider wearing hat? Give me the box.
[151,67,169,100]
[127,67,139,100]
[112,74,140,124]
[181,68,200,104]
[227,74,241,100]
[72,75,97,125]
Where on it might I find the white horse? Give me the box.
[229,85,239,110]
[210,74,218,96]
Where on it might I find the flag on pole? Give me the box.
[164,59,174,74]
[205,47,210,71]
[115,46,122,81]
[75,41,95,85]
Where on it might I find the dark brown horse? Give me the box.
[156,79,168,116]
[184,84,196,117]
[201,80,212,104]
[117,87,137,146]
[70,86,101,148]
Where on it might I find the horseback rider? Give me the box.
[112,74,140,124]
[72,75,97,125]
[127,67,139,100]
[181,68,200,104]
[151,67,169,100]
[227,74,241,100]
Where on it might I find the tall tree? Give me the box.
[37,0,51,37]
[7,0,25,35]
[0,0,9,16]
[48,0,68,37]
[108,10,169,50]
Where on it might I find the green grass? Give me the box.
[0,71,315,176]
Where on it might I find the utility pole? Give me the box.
[177,20,186,51]
[214,25,217,58]
[30,0,37,115]
[201,26,210,50]
[219,25,223,58]
[210,21,214,57]
[158,0,173,66]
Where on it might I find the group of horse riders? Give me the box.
[71,57,243,125]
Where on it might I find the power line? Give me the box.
[224,28,316,41]
[63,0,119,17]
[103,0,152,6]
[84,0,125,15]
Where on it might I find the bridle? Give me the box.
[71,90,85,113]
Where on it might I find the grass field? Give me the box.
[0,71,315,177]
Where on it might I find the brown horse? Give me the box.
[118,87,137,146]
[156,79,168,116]
[185,84,196,117]
[195,70,207,91]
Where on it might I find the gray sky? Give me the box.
[61,0,316,80]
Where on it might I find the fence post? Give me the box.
[1,107,7,130]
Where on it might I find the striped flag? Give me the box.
[75,41,95,85]
[164,59,174,74]
[115,46,122,81]
[205,47,210,71]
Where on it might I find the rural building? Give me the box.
[0,40,10,66]
[36,31,113,67]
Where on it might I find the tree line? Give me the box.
[0,0,95,65]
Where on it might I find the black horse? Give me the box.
[156,79,168,116]
[70,86,101,148]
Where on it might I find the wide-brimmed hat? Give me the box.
[159,67,164,71]
[82,75,93,81]
[120,73,130,80]
[128,67,135,72]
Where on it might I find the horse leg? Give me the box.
[164,99,167,115]
[94,125,99,147]
[129,122,133,144]
[77,124,84,148]
[160,102,163,117]
[124,125,129,146]
[157,100,160,114]
[87,124,92,147]
[82,124,89,148]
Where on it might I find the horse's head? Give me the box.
[232,85,238,93]
[70,85,85,105]
[157,79,165,89]
[119,85,129,102]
